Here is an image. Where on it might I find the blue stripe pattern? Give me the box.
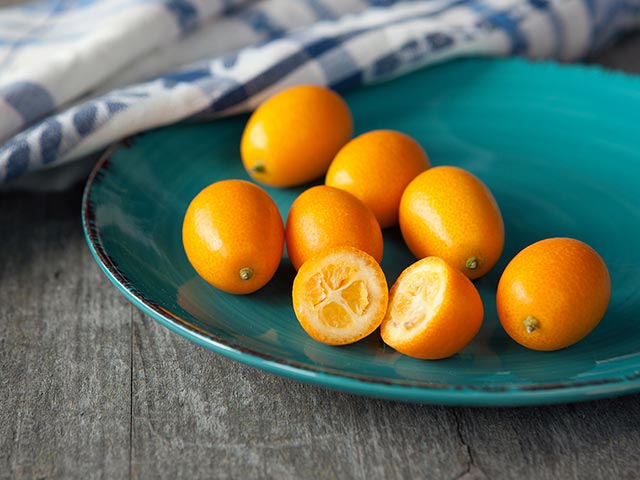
[40,120,63,165]
[1,0,639,186]
[469,1,528,54]
[165,0,199,33]
[1,82,55,127]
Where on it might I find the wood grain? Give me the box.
[130,311,468,479]
[453,398,640,479]
[0,187,131,479]
[1,32,640,480]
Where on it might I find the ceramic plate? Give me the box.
[82,58,640,406]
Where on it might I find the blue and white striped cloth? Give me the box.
[1,0,639,188]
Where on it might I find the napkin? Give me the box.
[1,0,638,190]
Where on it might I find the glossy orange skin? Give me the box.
[380,256,484,360]
[182,180,284,294]
[325,130,430,228]
[497,237,611,351]
[241,85,353,187]
[285,185,383,270]
[399,166,504,279]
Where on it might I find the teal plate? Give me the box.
[82,58,640,406]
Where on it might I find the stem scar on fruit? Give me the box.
[251,162,266,174]
[465,257,479,271]
[523,315,539,333]
[239,267,254,281]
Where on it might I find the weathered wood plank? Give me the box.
[0,187,131,479]
[130,307,640,480]
[453,396,640,480]
[130,312,470,480]
[130,312,640,480]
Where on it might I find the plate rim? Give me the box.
[82,146,640,407]
[81,58,640,406]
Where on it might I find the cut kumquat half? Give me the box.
[292,246,388,346]
[381,256,483,360]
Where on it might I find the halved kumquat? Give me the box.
[292,246,388,346]
[381,256,484,360]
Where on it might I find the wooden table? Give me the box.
[2,32,640,480]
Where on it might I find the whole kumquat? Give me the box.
[381,256,484,360]
[292,246,388,345]
[325,129,430,228]
[285,185,383,271]
[182,179,284,294]
[399,165,504,279]
[241,85,353,187]
[497,237,611,351]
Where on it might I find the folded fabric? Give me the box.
[1,0,639,189]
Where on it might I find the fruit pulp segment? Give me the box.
[388,267,444,334]
[306,263,371,329]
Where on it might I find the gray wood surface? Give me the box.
[3,191,640,480]
[1,27,640,480]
